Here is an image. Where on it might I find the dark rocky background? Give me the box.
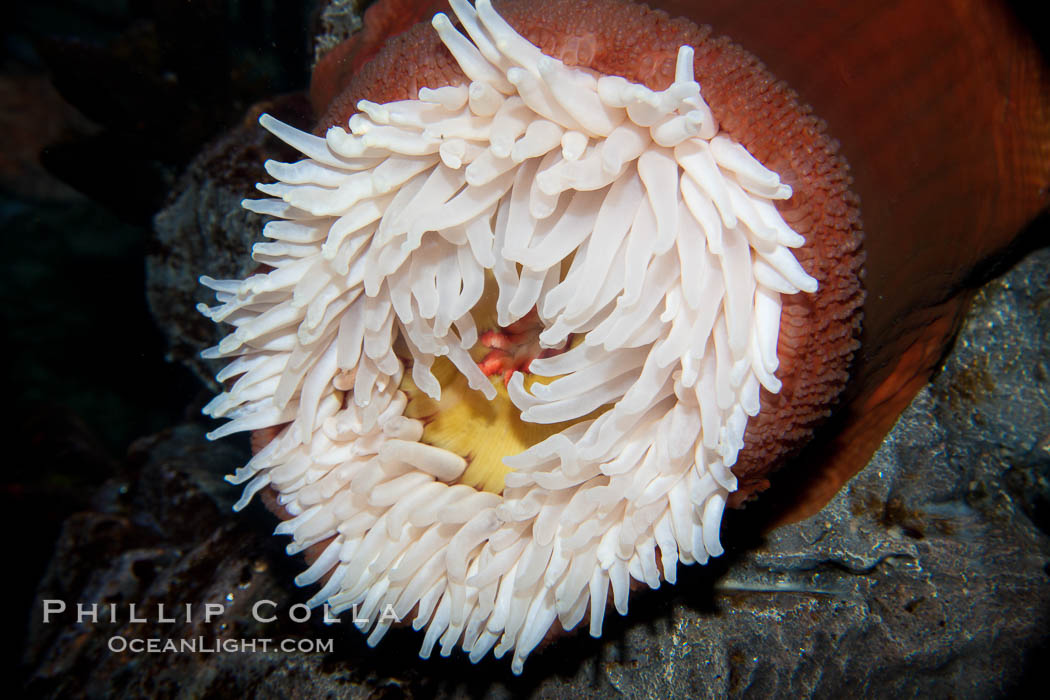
[4,1,1049,698]
[1,0,317,690]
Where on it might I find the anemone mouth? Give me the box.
[199,0,817,674]
[399,285,591,495]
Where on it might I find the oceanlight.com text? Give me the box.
[107,636,335,654]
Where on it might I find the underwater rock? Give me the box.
[147,94,313,389]
[26,247,1050,697]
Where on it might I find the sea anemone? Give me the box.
[199,0,856,674]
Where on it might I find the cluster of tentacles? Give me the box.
[199,0,816,673]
